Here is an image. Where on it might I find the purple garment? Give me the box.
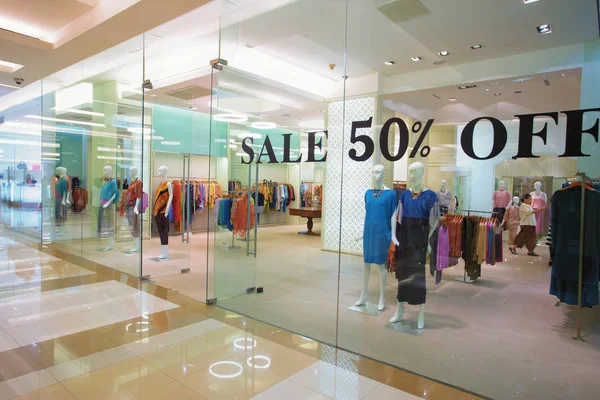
[100,199,109,207]
[437,226,450,271]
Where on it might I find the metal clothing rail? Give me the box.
[453,208,496,284]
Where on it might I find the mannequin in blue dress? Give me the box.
[390,162,439,329]
[355,164,398,311]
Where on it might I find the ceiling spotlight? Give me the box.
[448,97,457,102]
[513,77,532,83]
[537,24,552,34]
[485,88,490,92]
[384,61,395,65]
[523,0,539,4]
[470,44,483,50]
[514,91,523,94]
[494,93,502,96]
[458,85,477,89]
[438,51,449,56]
[411,57,422,62]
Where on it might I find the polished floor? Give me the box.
[31,218,600,400]
[0,229,480,400]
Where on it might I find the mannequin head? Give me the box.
[372,164,384,187]
[102,165,112,178]
[512,196,520,207]
[130,166,139,180]
[534,181,542,191]
[440,179,447,190]
[56,167,66,178]
[408,162,425,189]
[158,165,169,178]
[498,180,505,191]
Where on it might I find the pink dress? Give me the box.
[503,206,520,245]
[492,190,511,208]
[530,191,548,234]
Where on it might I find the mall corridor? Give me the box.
[0,229,478,400]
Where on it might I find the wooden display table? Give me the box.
[289,207,322,236]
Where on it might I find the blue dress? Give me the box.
[363,189,398,264]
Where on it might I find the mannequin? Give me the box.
[356,164,397,311]
[390,162,439,329]
[153,166,173,260]
[54,167,70,226]
[530,182,548,235]
[98,166,119,250]
[503,196,521,245]
[492,180,510,222]
[436,179,455,214]
[126,166,143,253]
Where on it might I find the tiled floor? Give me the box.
[0,231,482,400]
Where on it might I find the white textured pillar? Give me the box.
[322,96,377,254]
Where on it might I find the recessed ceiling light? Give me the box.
[523,0,539,4]
[384,61,395,65]
[411,57,422,62]
[458,85,477,89]
[485,88,490,92]
[513,77,532,83]
[537,24,552,34]
[514,91,523,94]
[438,51,450,57]
[470,44,483,50]
[494,93,502,96]
[448,97,457,102]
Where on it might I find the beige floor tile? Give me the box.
[140,339,235,380]
[61,357,173,400]
[11,383,77,400]
[0,370,57,400]
[179,355,284,400]
[133,381,205,400]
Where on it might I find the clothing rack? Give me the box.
[453,209,496,284]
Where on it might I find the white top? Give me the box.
[519,203,537,226]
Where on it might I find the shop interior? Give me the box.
[1,1,599,399]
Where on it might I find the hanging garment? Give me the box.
[363,189,398,264]
[394,189,439,305]
[550,189,600,307]
[462,218,481,280]
[436,225,450,284]
[71,188,88,213]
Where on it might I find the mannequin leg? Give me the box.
[159,245,169,259]
[355,263,371,306]
[131,237,140,253]
[104,238,115,251]
[377,264,386,311]
[389,301,404,323]
[417,304,425,329]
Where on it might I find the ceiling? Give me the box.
[384,68,582,123]
[0,0,597,121]
[0,0,97,40]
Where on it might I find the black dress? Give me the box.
[394,189,438,305]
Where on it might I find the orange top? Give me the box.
[153,181,170,216]
[126,179,143,206]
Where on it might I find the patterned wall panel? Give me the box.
[381,108,395,188]
[323,96,376,254]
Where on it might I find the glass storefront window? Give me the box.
[0,1,599,399]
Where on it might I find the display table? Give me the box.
[289,207,321,236]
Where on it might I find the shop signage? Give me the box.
[239,108,600,164]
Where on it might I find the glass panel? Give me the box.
[210,0,348,347]
[39,35,146,277]
[0,83,43,244]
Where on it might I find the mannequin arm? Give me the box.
[391,206,399,246]
[103,193,116,208]
[164,182,173,215]
[134,198,140,215]
[66,191,71,205]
